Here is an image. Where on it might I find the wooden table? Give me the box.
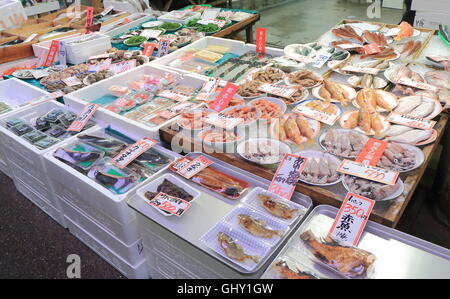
[213,13,261,43]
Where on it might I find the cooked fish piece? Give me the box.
[258,194,299,220]
[217,232,259,264]
[238,214,282,238]
[385,129,433,144]
[272,261,316,279]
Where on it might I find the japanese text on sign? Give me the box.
[157,39,171,58]
[258,84,298,98]
[209,82,239,112]
[293,104,339,126]
[388,112,436,130]
[67,104,99,132]
[143,43,156,57]
[85,7,94,34]
[112,138,157,168]
[88,58,112,72]
[177,156,213,179]
[268,154,307,200]
[356,138,388,166]
[204,113,243,130]
[146,192,192,217]
[196,77,220,101]
[328,193,375,245]
[109,59,136,74]
[337,159,399,185]
[398,78,439,92]
[311,50,333,69]
[256,27,266,57]
[42,40,59,67]
[62,76,82,86]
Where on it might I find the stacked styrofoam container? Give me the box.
[62,33,112,65]
[157,11,201,25]
[0,101,93,227]
[63,64,206,140]
[43,124,179,278]
[100,13,154,37]
[0,78,51,176]
[32,33,83,63]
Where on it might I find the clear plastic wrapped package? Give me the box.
[262,255,319,279]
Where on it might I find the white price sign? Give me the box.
[67,104,99,132]
[268,154,307,200]
[197,19,226,27]
[398,78,439,92]
[336,159,399,185]
[388,112,436,130]
[341,65,380,75]
[177,156,213,179]
[258,84,298,98]
[328,193,375,246]
[157,90,191,102]
[201,8,221,20]
[293,104,339,126]
[62,76,82,86]
[140,29,163,39]
[196,77,220,101]
[30,69,49,79]
[338,43,364,49]
[109,59,136,74]
[204,112,243,130]
[145,192,192,217]
[112,138,157,168]
[311,50,333,69]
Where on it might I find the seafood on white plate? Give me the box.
[298,151,341,185]
[340,110,390,136]
[392,95,442,119]
[385,65,426,95]
[319,129,369,158]
[312,80,356,106]
[384,127,436,145]
[416,89,450,108]
[376,142,424,172]
[331,25,364,42]
[425,70,450,90]
[348,74,388,89]
[236,138,291,165]
[353,88,398,112]
[342,174,404,201]
[272,113,320,147]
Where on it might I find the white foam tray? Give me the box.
[62,33,112,65]
[101,13,154,37]
[32,33,83,62]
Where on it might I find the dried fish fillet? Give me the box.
[385,129,433,144]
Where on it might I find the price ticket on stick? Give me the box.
[42,40,59,67]
[143,43,156,57]
[67,103,100,132]
[336,159,399,185]
[398,78,439,92]
[177,156,213,179]
[112,137,157,168]
[328,193,375,246]
[256,27,266,57]
[209,82,239,112]
[268,154,307,200]
[58,40,67,66]
[195,77,220,101]
[387,112,436,130]
[293,104,339,126]
[355,138,388,166]
[85,7,94,34]
[157,90,191,102]
[204,112,243,130]
[341,65,380,75]
[157,39,171,58]
[145,192,192,217]
[258,84,297,98]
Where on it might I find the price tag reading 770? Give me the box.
[336,159,399,185]
[112,138,157,168]
[177,156,213,179]
[328,193,375,246]
[145,192,191,217]
[268,154,307,200]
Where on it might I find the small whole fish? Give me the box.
[258,194,299,220]
[273,261,317,279]
[237,214,282,238]
[217,232,260,264]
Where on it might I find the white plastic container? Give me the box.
[157,11,201,25]
[32,33,83,62]
[60,197,145,265]
[63,64,206,140]
[101,13,154,37]
[65,215,150,279]
[62,33,112,65]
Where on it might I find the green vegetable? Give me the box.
[196,23,220,33]
[157,22,181,31]
[186,18,201,27]
[124,35,147,45]
[216,16,226,20]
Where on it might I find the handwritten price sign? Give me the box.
[256,27,266,57]
[293,104,339,126]
[112,137,157,168]
[204,113,243,130]
[145,192,191,217]
[388,112,436,130]
[341,65,380,75]
[356,138,388,166]
[398,78,439,92]
[196,77,220,101]
[177,156,213,179]
[337,159,399,185]
[329,193,375,245]
[258,84,298,98]
[157,90,191,102]
[268,154,307,200]
[66,104,99,132]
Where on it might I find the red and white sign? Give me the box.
[62,76,82,86]
[67,103,99,132]
[112,137,157,168]
[109,59,136,74]
[258,84,298,98]
[42,40,59,67]
[293,104,339,126]
[196,77,220,101]
[328,193,375,246]
[140,29,164,39]
[157,90,191,102]
[177,156,213,179]
[268,154,307,200]
[337,159,399,185]
[388,112,436,130]
[143,43,156,57]
[356,138,388,166]
[171,158,191,172]
[204,113,243,130]
[85,7,94,34]
[256,27,266,57]
[88,58,112,72]
[145,192,192,217]
[364,43,381,55]
[209,82,239,112]
[398,78,439,92]
[341,65,380,75]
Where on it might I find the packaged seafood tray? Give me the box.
[43,125,180,244]
[157,11,202,25]
[100,13,154,37]
[264,205,450,279]
[64,64,206,140]
[127,153,312,277]
[61,33,112,65]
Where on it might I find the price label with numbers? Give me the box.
[387,112,436,130]
[293,104,339,126]
[171,158,191,172]
[341,65,380,75]
[85,7,94,33]
[62,76,82,86]
[67,103,99,132]
[88,58,112,72]
[42,40,59,67]
[157,90,191,102]
[145,192,192,217]
[109,59,136,74]
[398,78,439,92]
[355,138,388,166]
[204,112,243,130]
[268,154,307,200]
[196,77,220,101]
[112,137,157,168]
[258,84,298,98]
[177,156,213,179]
[337,159,399,185]
[311,50,333,69]
[328,193,375,246]
[30,69,49,79]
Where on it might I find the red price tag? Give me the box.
[143,43,156,57]
[336,159,399,185]
[85,7,94,34]
[268,154,307,200]
[328,193,375,246]
[355,138,388,166]
[177,156,213,179]
[209,82,239,112]
[364,43,381,55]
[112,137,157,168]
[42,40,59,67]
[145,192,192,217]
[256,27,266,57]
[67,104,99,132]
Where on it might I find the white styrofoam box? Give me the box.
[415,11,450,29]
[62,33,112,65]
[412,0,450,12]
[24,1,60,17]
[65,216,150,279]
[103,0,153,14]
[382,0,403,9]
[14,178,66,227]
[101,13,154,37]
[61,197,145,265]
[32,33,83,62]
[63,64,207,140]
[157,11,201,25]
